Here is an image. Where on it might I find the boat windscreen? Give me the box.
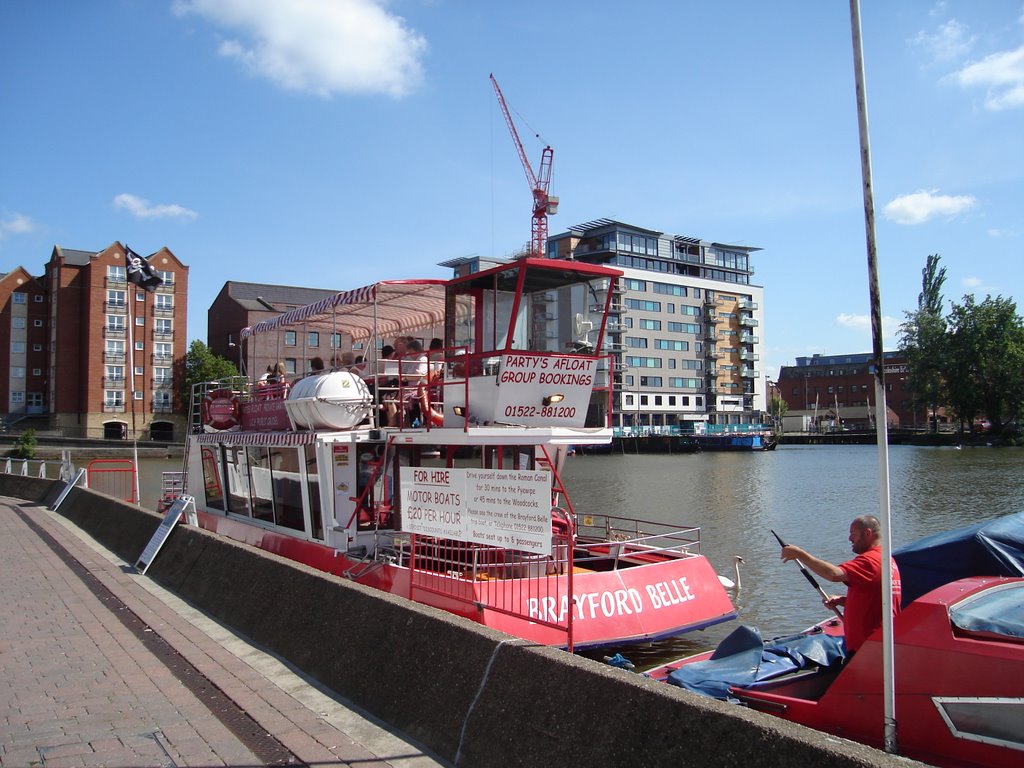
[950,584,1024,642]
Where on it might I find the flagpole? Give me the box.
[848,0,897,753]
[125,247,142,505]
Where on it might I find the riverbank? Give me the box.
[0,435,184,460]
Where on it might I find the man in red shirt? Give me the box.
[780,515,901,653]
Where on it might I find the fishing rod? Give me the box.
[771,529,844,620]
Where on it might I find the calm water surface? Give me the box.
[561,443,1024,667]
[139,444,1023,668]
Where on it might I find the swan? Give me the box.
[717,555,745,590]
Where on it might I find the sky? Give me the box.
[2,0,1022,380]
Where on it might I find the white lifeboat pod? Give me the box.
[284,371,373,431]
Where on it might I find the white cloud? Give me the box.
[0,212,36,239]
[882,189,977,225]
[836,313,900,343]
[113,193,198,221]
[950,45,1024,110]
[911,19,975,63]
[986,227,1015,238]
[172,0,427,98]
[962,276,982,288]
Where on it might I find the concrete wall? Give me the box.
[1,475,918,768]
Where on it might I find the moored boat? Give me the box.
[176,258,737,650]
[645,514,1024,767]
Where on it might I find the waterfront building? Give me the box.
[207,281,341,378]
[776,351,926,429]
[0,243,189,440]
[546,219,766,430]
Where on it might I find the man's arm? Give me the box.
[780,545,846,582]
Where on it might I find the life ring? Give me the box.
[201,388,240,432]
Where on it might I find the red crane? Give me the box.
[490,74,558,259]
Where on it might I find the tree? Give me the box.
[944,295,1024,433]
[899,254,948,431]
[178,340,238,413]
[767,394,788,434]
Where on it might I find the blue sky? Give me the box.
[2,1,1022,379]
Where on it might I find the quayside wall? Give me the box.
[1,475,920,768]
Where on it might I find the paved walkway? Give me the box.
[0,496,447,768]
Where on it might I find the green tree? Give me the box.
[177,340,238,411]
[899,254,948,431]
[11,428,37,459]
[944,295,1024,433]
[767,394,788,434]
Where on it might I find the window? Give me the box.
[625,356,661,368]
[285,331,297,347]
[154,367,171,383]
[330,333,342,349]
[154,391,171,407]
[107,289,126,306]
[106,340,125,354]
[32,368,41,376]
[681,396,690,406]
[640,376,663,387]
[107,315,126,331]
[155,294,173,310]
[33,319,43,327]
[134,390,143,400]
[12,292,26,304]
[136,291,145,302]
[136,316,145,326]
[107,265,126,282]
[11,366,25,378]
[135,341,144,350]
[12,317,25,329]
[653,283,687,297]
[654,396,663,405]
[625,298,661,312]
[308,331,320,347]
[155,318,172,334]
[34,294,44,303]
[638,319,661,331]
[156,270,174,286]
[134,366,144,376]
[154,342,172,359]
[668,322,700,334]
[105,391,125,408]
[106,365,124,381]
[32,344,42,352]
[680,305,701,316]
[624,278,646,291]
[11,391,24,404]
[625,337,648,348]
[285,358,296,374]
[655,339,688,351]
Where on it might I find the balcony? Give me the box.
[740,350,759,362]
[102,403,126,413]
[153,331,173,341]
[105,302,127,315]
[703,297,723,308]
[106,274,127,286]
[741,368,759,378]
[705,314,719,325]
[105,326,126,339]
[706,367,719,377]
[705,329,719,342]
[156,281,174,294]
[152,353,173,364]
[737,299,758,311]
[152,378,173,389]
[104,352,126,364]
[740,334,758,345]
[740,316,759,328]
[152,402,174,413]
[705,348,723,360]
[153,307,174,318]
[103,376,126,388]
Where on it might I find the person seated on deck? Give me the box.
[385,338,428,427]
[255,365,274,399]
[309,356,325,375]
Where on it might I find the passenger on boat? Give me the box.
[780,515,901,654]
[385,338,428,426]
[309,356,325,374]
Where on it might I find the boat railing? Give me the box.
[573,514,702,567]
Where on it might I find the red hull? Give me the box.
[195,510,736,649]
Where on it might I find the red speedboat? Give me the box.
[647,520,1024,768]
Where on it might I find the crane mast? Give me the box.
[490,74,558,259]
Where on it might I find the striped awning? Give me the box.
[239,280,449,342]
[195,431,319,446]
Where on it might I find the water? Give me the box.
[137,444,1024,668]
[560,443,1024,667]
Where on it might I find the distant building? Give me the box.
[442,219,767,429]
[547,219,766,429]
[207,282,341,379]
[776,351,925,429]
[1,243,189,440]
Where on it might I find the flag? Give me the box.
[125,245,163,292]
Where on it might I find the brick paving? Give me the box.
[0,497,446,768]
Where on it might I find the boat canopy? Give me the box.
[239,280,449,342]
[894,511,1024,605]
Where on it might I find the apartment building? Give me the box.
[547,219,766,429]
[0,243,189,439]
[207,281,342,379]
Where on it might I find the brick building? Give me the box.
[0,243,189,440]
[776,351,925,429]
[207,282,340,379]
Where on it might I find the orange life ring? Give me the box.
[201,388,240,431]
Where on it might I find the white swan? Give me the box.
[717,555,745,590]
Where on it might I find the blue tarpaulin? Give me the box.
[894,511,1024,605]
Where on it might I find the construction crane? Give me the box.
[490,73,559,259]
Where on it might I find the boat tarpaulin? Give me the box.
[894,511,1024,605]
[665,625,845,700]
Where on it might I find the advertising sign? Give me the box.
[399,467,552,555]
[493,354,596,427]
